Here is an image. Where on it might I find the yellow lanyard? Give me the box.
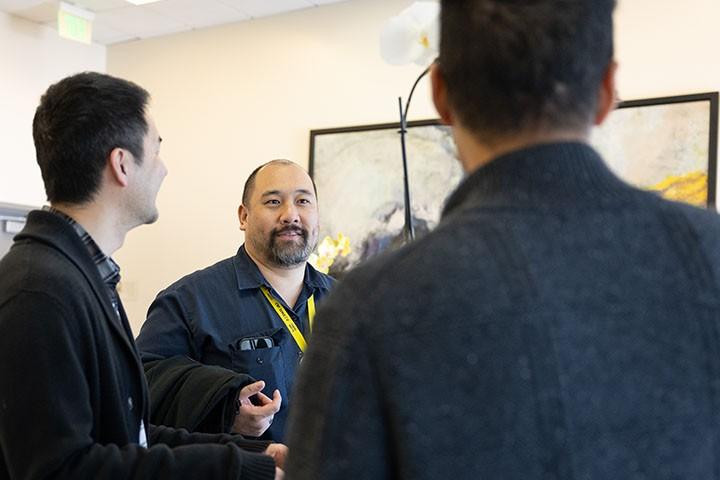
[260,286,315,352]
[308,295,315,331]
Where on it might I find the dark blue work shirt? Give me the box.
[136,245,334,440]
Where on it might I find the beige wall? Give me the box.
[107,0,720,334]
[614,0,720,98]
[0,10,105,207]
[108,0,433,332]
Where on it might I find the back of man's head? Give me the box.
[33,72,150,205]
[439,0,616,143]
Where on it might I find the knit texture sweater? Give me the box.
[285,142,720,480]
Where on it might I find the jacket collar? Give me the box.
[232,244,332,292]
[442,141,635,219]
[16,210,141,366]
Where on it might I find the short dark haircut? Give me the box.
[33,72,150,204]
[242,160,318,206]
[439,0,615,141]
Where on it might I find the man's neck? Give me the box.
[245,247,306,308]
[454,126,589,174]
[51,202,127,256]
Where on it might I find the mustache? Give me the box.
[272,226,307,237]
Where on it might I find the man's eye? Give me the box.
[297,199,311,205]
[265,199,280,205]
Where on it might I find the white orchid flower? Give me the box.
[380,1,439,66]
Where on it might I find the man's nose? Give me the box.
[279,203,300,224]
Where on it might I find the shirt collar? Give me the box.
[233,244,332,292]
[42,206,121,289]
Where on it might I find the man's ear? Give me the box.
[108,147,131,187]
[594,60,618,126]
[238,204,248,232]
[431,62,453,126]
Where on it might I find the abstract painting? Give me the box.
[310,92,718,274]
[309,120,461,275]
[590,92,718,207]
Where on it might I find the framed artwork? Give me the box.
[309,120,461,275]
[310,92,719,275]
[590,92,718,208]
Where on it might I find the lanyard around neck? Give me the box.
[260,285,315,352]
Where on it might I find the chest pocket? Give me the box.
[229,327,289,399]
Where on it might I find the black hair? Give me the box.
[439,0,615,141]
[33,71,150,203]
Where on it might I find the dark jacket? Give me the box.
[144,355,249,433]
[0,210,275,480]
[286,142,720,479]
[137,246,334,441]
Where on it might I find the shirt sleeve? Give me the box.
[136,289,199,361]
[0,291,275,480]
[149,424,271,452]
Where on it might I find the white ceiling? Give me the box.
[0,0,348,45]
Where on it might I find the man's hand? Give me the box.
[274,467,285,480]
[264,443,288,469]
[231,380,281,437]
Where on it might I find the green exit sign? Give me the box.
[57,2,94,44]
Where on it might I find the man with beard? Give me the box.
[136,160,334,442]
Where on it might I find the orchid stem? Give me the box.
[397,66,431,243]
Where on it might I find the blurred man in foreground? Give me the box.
[286,1,720,478]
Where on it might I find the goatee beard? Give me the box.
[268,226,313,267]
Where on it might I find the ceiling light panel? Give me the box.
[124,0,162,5]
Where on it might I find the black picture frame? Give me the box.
[592,92,718,208]
[308,92,719,274]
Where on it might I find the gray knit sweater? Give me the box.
[286,142,720,480]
